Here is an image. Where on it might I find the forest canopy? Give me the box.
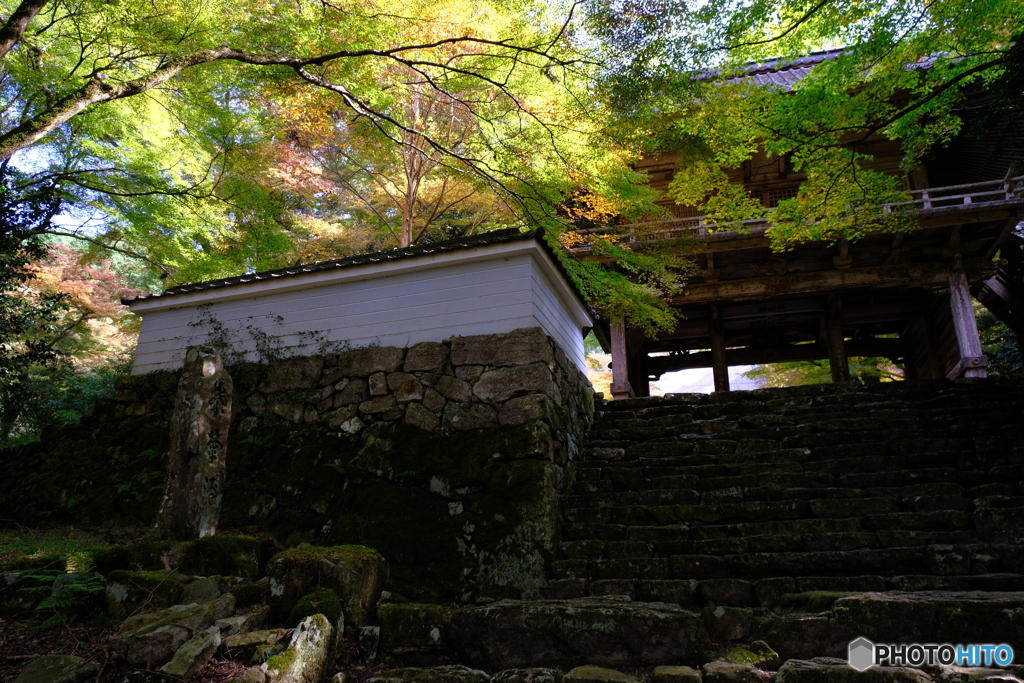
[1,0,1022,442]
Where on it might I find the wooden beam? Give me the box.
[646,338,906,376]
[672,261,957,304]
[826,294,850,382]
[947,257,988,379]
[710,305,730,392]
[610,319,634,399]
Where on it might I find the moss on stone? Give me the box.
[229,578,269,608]
[288,588,342,627]
[180,535,260,578]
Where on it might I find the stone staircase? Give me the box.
[550,378,1024,608]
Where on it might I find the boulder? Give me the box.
[111,593,235,667]
[264,614,333,683]
[378,603,452,654]
[105,570,189,620]
[335,346,405,377]
[563,666,638,683]
[652,667,702,683]
[217,604,271,636]
[388,373,423,403]
[404,342,449,373]
[701,662,766,683]
[181,576,224,605]
[436,375,473,403]
[451,328,553,367]
[179,535,261,579]
[473,364,553,404]
[159,626,221,679]
[404,402,439,432]
[499,395,556,426]
[259,356,324,393]
[448,596,710,670]
[701,606,753,642]
[13,655,99,683]
[224,629,291,665]
[443,402,498,431]
[367,666,491,683]
[266,545,389,629]
[775,658,933,683]
[335,379,370,406]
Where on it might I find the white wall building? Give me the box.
[125,230,594,375]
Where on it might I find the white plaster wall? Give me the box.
[130,244,591,374]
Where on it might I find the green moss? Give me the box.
[289,588,342,627]
[230,577,269,608]
[180,535,260,578]
[92,540,177,573]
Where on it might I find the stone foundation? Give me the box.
[0,327,594,601]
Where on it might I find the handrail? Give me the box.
[573,175,1024,248]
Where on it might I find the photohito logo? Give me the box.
[848,637,1015,671]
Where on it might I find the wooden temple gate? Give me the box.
[580,175,1024,397]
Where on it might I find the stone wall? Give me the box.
[227,326,592,463]
[0,327,594,602]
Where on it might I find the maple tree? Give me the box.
[587,0,1024,248]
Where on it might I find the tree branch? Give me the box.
[0,0,49,63]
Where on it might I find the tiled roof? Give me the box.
[697,48,845,88]
[124,228,565,305]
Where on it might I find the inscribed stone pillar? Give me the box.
[155,345,233,541]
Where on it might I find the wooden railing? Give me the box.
[573,175,1024,248]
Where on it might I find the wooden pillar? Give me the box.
[710,305,730,392]
[826,294,850,382]
[948,257,988,378]
[610,319,634,399]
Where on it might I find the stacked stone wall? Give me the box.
[0,327,594,601]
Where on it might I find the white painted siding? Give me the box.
[130,241,592,375]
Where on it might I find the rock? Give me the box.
[111,593,235,667]
[423,388,447,412]
[367,665,491,683]
[388,372,423,403]
[564,666,638,683]
[105,570,188,620]
[159,626,221,679]
[266,545,389,629]
[289,588,343,629]
[360,395,399,415]
[444,402,498,431]
[378,603,451,654]
[404,402,439,432]
[491,669,561,683]
[13,655,99,683]
[775,658,933,683]
[474,364,553,404]
[763,614,852,661]
[335,346,405,377]
[831,591,1024,644]
[323,410,365,434]
[755,578,796,608]
[455,365,484,383]
[369,372,389,396]
[451,328,554,367]
[436,375,472,403]
[269,400,305,423]
[936,667,1023,683]
[234,667,268,683]
[259,356,324,392]
[652,666,702,683]
[499,395,555,425]
[714,642,780,670]
[335,379,370,406]
[701,606,753,641]
[701,662,766,683]
[224,629,291,665]
[264,614,333,683]
[181,576,223,605]
[448,596,711,670]
[404,342,449,373]
[217,604,271,636]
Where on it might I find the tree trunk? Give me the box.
[155,345,233,541]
